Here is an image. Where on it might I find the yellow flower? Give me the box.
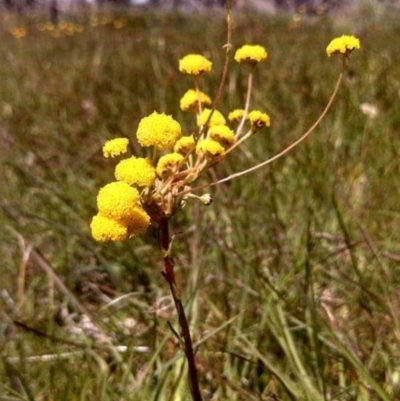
[326,35,360,57]
[174,135,195,155]
[102,138,129,158]
[126,207,151,237]
[228,109,245,123]
[90,214,128,242]
[179,54,212,76]
[248,110,271,131]
[136,112,182,150]
[156,153,185,177]
[235,45,268,65]
[197,108,226,127]
[115,157,156,187]
[208,125,235,148]
[11,27,27,39]
[180,89,212,112]
[196,139,225,158]
[97,182,140,223]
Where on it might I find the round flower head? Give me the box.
[97,182,140,223]
[197,108,226,127]
[156,153,185,177]
[228,109,245,123]
[248,110,271,131]
[179,54,212,76]
[196,139,225,159]
[90,214,128,242]
[180,89,212,112]
[136,112,182,150]
[174,135,195,155]
[115,157,156,188]
[208,125,235,148]
[126,206,151,237]
[103,138,129,158]
[235,45,268,65]
[326,35,360,57]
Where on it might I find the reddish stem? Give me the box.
[159,218,203,401]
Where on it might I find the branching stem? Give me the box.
[191,70,344,192]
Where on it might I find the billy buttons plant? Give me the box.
[90,16,360,400]
[91,43,274,242]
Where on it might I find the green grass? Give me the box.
[1,5,400,401]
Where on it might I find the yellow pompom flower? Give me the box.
[196,139,225,158]
[97,182,140,223]
[90,214,129,242]
[103,138,129,158]
[137,112,182,150]
[197,108,226,127]
[248,110,271,131]
[115,157,156,188]
[156,153,185,177]
[228,109,245,123]
[326,35,361,57]
[126,206,151,237]
[208,125,235,148]
[235,45,268,65]
[174,135,195,155]
[180,89,212,112]
[179,54,212,76]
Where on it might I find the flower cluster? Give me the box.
[91,35,360,242]
[91,182,150,242]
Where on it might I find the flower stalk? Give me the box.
[159,217,203,401]
[197,69,345,190]
[235,68,255,140]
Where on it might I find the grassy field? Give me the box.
[0,4,400,400]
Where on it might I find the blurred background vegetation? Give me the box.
[0,1,399,400]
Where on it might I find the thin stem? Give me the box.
[151,147,158,167]
[159,217,175,284]
[235,68,254,139]
[212,0,233,112]
[191,70,344,192]
[198,0,233,134]
[159,218,203,401]
[224,129,252,156]
[194,77,203,117]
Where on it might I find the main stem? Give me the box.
[159,218,203,401]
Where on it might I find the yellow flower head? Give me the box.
[248,110,271,131]
[115,157,156,188]
[156,153,185,177]
[208,125,235,148]
[102,138,129,158]
[197,108,226,127]
[326,35,360,57]
[97,182,140,223]
[126,206,151,237]
[179,54,212,76]
[90,214,128,242]
[180,89,212,112]
[235,45,268,65]
[11,27,27,39]
[136,112,182,150]
[196,139,225,159]
[228,109,245,123]
[174,135,195,155]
